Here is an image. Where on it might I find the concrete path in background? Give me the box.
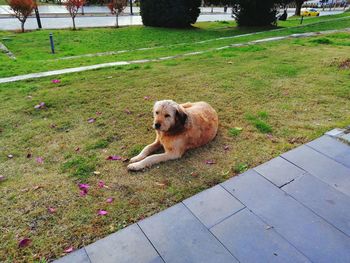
[54,128,350,263]
[1,27,349,84]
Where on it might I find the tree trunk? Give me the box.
[21,21,25,33]
[116,13,119,28]
[295,1,302,16]
[72,16,76,30]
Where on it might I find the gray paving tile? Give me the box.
[211,208,311,263]
[254,156,306,187]
[282,174,350,237]
[85,224,163,263]
[53,248,90,263]
[281,145,350,196]
[325,128,345,137]
[307,136,350,168]
[221,170,350,263]
[183,185,244,228]
[138,203,238,263]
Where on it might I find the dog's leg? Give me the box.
[129,140,162,163]
[127,152,180,171]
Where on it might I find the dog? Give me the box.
[127,100,218,171]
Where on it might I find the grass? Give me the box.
[1,16,350,262]
[0,12,350,77]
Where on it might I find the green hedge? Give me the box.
[140,0,201,28]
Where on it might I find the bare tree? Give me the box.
[7,0,36,32]
[65,0,85,30]
[108,0,127,28]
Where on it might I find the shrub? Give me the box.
[231,0,280,27]
[140,0,201,28]
[6,0,36,33]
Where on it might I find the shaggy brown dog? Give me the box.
[127,100,218,171]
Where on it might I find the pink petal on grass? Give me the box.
[48,207,56,214]
[36,157,44,164]
[106,155,122,161]
[205,160,216,165]
[87,118,96,123]
[80,189,88,196]
[223,145,230,151]
[64,246,74,253]
[34,102,45,109]
[78,183,90,190]
[144,96,150,100]
[0,175,6,182]
[106,197,114,203]
[51,79,61,84]
[98,210,108,216]
[98,181,105,188]
[18,238,31,248]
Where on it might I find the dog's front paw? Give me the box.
[127,162,145,171]
[129,156,143,163]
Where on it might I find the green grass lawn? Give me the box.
[0,16,350,262]
[0,12,349,77]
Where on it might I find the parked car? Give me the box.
[301,8,320,16]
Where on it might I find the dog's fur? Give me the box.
[127,100,218,171]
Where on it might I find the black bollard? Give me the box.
[49,33,55,54]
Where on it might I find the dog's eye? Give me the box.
[165,114,170,118]
[155,111,159,115]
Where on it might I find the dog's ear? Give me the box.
[176,106,188,127]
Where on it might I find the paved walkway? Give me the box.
[55,128,350,262]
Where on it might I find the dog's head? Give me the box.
[153,100,187,133]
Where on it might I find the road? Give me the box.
[0,6,345,31]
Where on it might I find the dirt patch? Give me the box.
[338,58,350,69]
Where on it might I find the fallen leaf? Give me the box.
[190,172,199,177]
[64,246,74,253]
[93,171,101,175]
[36,157,44,164]
[124,108,132,114]
[50,124,57,128]
[106,197,114,203]
[227,61,233,64]
[234,127,243,131]
[87,118,96,124]
[106,155,122,161]
[223,145,230,151]
[26,153,32,158]
[32,185,42,191]
[155,182,166,187]
[144,96,150,100]
[96,111,102,115]
[98,210,108,216]
[48,207,56,214]
[18,238,31,248]
[75,147,80,152]
[205,160,216,165]
[51,79,61,84]
[122,157,129,163]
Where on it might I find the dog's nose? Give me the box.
[154,123,161,129]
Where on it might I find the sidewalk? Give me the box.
[54,128,350,262]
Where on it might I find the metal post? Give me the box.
[300,15,304,24]
[130,0,133,15]
[49,33,55,54]
[34,6,42,29]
